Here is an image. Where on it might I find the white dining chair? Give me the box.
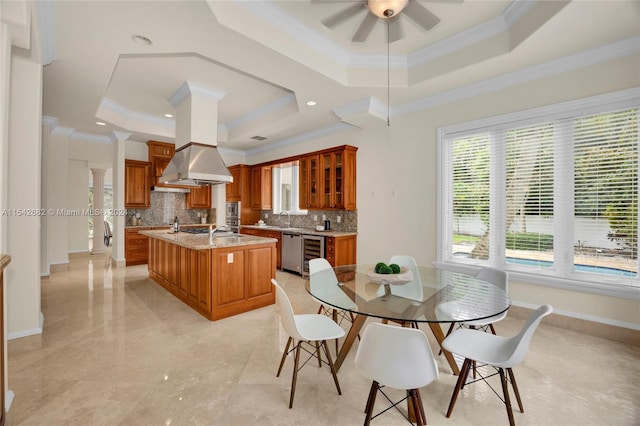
[442,304,553,426]
[437,266,509,361]
[379,255,423,328]
[355,322,439,426]
[309,258,358,354]
[272,278,345,408]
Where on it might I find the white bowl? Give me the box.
[315,225,325,231]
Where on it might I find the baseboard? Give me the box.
[111,257,126,268]
[50,262,69,272]
[7,312,44,341]
[508,305,640,347]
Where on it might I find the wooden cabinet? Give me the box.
[226,165,243,202]
[147,238,275,321]
[125,227,151,266]
[299,146,357,210]
[321,146,357,210]
[251,165,272,210]
[227,165,260,225]
[146,141,174,187]
[0,256,8,426]
[124,160,151,208]
[211,243,275,320]
[241,228,282,269]
[325,234,357,267]
[299,154,321,209]
[186,185,212,209]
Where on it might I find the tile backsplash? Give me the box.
[257,209,357,232]
[127,192,214,226]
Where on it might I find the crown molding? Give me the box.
[397,36,640,117]
[41,116,58,127]
[110,131,132,142]
[246,122,356,156]
[70,132,112,144]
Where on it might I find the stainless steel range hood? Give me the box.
[160,142,233,186]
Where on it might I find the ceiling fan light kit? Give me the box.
[368,0,408,18]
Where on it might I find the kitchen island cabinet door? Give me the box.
[241,228,282,270]
[213,249,246,307]
[247,245,275,299]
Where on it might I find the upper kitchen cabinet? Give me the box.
[186,185,212,209]
[227,165,260,224]
[301,145,357,211]
[226,165,245,202]
[321,146,357,210]
[251,165,272,210]
[299,154,321,210]
[146,141,175,187]
[125,160,151,208]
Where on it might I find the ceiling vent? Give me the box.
[251,135,267,141]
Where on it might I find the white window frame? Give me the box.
[436,88,640,300]
[272,163,308,215]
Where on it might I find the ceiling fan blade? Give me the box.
[352,12,377,42]
[403,0,441,32]
[321,3,366,28]
[388,16,404,43]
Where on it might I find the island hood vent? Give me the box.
[160,142,233,186]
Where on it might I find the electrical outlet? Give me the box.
[322,214,327,221]
[337,215,342,223]
[227,253,233,263]
[313,215,317,221]
[264,213,268,218]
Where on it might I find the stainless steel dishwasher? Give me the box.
[281,232,302,274]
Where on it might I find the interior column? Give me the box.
[90,168,106,255]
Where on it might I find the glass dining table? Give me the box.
[305,264,511,375]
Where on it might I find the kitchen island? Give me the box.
[140,229,277,321]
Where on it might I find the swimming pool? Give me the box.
[506,257,637,277]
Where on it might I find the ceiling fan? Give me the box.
[317,0,442,43]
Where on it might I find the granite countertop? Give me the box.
[139,229,277,250]
[0,254,10,271]
[126,223,214,229]
[241,224,356,238]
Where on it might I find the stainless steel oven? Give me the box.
[225,201,240,233]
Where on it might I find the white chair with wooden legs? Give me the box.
[380,255,424,329]
[354,322,439,426]
[309,258,358,354]
[437,266,509,364]
[442,304,553,426]
[272,279,345,408]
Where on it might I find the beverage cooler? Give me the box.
[301,234,325,277]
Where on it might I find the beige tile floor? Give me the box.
[7,252,639,425]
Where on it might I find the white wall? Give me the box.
[67,160,89,253]
[6,54,42,337]
[124,139,148,161]
[45,130,70,265]
[246,55,640,328]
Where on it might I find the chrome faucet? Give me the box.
[280,211,291,228]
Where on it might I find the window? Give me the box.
[438,89,640,297]
[272,162,307,215]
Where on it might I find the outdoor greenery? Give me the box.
[452,108,638,260]
[506,232,553,251]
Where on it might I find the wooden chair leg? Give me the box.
[289,342,302,409]
[315,341,322,367]
[409,389,424,426]
[277,337,292,377]
[447,358,471,417]
[321,340,342,395]
[439,322,456,355]
[499,368,516,426]
[489,323,497,335]
[364,381,379,426]
[507,368,524,412]
[415,388,427,426]
[348,311,361,340]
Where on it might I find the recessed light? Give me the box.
[164,113,173,118]
[96,121,106,126]
[132,34,153,46]
[306,100,317,106]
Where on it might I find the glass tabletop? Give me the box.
[305,264,511,324]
